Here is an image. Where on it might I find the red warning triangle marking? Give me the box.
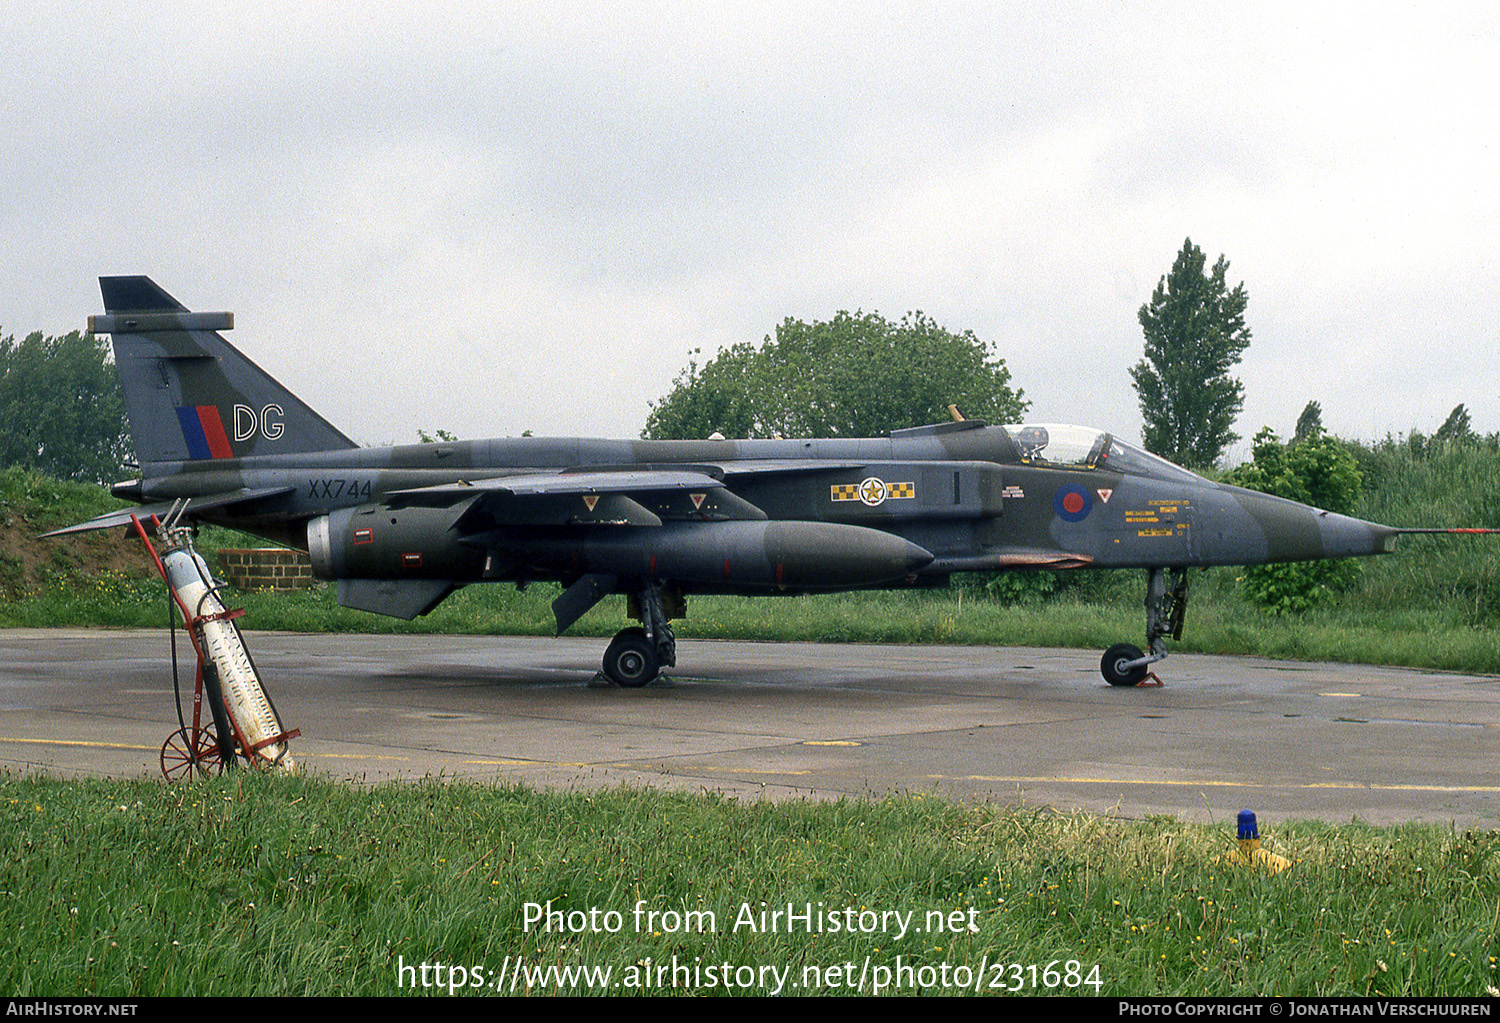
[583,494,599,511]
[690,493,706,509]
[1097,489,1113,503]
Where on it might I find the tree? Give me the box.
[1293,401,1323,445]
[644,342,765,440]
[1434,403,1473,445]
[0,329,129,483]
[1223,425,1364,614]
[1131,238,1252,470]
[644,310,1027,439]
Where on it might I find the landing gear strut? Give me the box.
[1101,567,1188,686]
[601,582,679,687]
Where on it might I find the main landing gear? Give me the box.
[1101,567,1188,687]
[601,582,679,687]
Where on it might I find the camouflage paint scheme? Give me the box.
[53,277,1408,686]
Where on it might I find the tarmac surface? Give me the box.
[1,628,1496,826]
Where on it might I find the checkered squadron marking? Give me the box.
[830,478,916,507]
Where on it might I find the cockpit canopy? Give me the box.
[998,424,1203,484]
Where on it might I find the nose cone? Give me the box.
[1226,486,1397,563]
[1315,510,1399,558]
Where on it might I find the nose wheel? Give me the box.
[1101,643,1148,687]
[1101,567,1187,686]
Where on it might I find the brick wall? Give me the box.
[217,548,317,591]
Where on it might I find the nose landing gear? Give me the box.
[1101,567,1187,687]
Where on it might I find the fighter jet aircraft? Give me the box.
[50,276,1471,687]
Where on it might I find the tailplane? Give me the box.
[93,276,356,465]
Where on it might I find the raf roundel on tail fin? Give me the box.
[94,276,357,465]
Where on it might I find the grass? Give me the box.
[7,570,1498,674]
[0,465,124,530]
[2,771,1496,997]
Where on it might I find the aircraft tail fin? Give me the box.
[92,276,357,466]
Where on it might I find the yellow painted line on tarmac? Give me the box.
[936,774,1500,794]
[1301,782,1500,793]
[706,767,812,776]
[463,759,569,767]
[0,737,153,751]
[0,737,427,763]
[463,758,813,776]
[655,766,813,776]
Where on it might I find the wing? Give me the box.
[385,468,768,526]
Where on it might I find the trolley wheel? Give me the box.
[160,727,225,783]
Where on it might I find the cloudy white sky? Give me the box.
[5,1,1497,459]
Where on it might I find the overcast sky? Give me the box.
[5,1,1497,458]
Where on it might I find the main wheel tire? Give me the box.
[603,629,660,688]
[1101,643,1148,687]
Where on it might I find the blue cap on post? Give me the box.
[1237,809,1259,840]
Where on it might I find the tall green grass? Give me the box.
[0,466,124,530]
[2,772,1495,997]
[1347,439,1500,626]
